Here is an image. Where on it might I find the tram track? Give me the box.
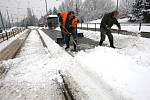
[36,29,76,100]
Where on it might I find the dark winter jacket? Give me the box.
[100,12,121,30]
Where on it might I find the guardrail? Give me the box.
[78,23,101,32]
[77,23,149,37]
[78,23,146,32]
[0,27,26,43]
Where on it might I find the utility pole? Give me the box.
[117,0,119,10]
[23,15,26,27]
[0,10,5,30]
[0,10,8,40]
[76,0,78,16]
[11,14,14,27]
[6,10,11,28]
[17,17,19,27]
[44,0,48,15]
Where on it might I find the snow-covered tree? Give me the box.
[48,9,52,15]
[143,0,150,22]
[58,0,82,14]
[131,0,150,22]
[53,7,58,15]
[0,14,9,29]
[58,0,74,12]
[132,0,143,18]
[79,0,115,21]
[58,0,82,18]
[119,0,135,16]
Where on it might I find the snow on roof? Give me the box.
[47,15,58,18]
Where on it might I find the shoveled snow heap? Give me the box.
[75,29,150,100]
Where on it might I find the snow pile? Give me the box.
[78,29,150,67]
[74,47,150,100]
[55,28,150,100]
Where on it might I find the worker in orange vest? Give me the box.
[57,11,68,39]
[60,11,68,28]
[72,17,78,34]
[61,11,78,51]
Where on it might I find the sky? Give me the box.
[0,0,64,22]
[0,0,117,22]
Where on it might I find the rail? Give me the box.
[36,29,76,100]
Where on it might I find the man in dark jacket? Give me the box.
[99,10,121,48]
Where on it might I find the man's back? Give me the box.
[100,12,120,29]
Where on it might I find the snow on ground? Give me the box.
[88,18,129,23]
[0,30,66,100]
[38,29,129,100]
[0,29,29,52]
[74,47,150,100]
[1,27,150,100]
[56,27,150,99]
[112,25,150,33]
[75,29,150,100]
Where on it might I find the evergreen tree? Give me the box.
[143,0,150,22]
[132,0,150,22]
[120,0,134,16]
[53,7,58,15]
[80,0,115,21]
[58,0,82,13]
[132,0,143,18]
[49,9,52,15]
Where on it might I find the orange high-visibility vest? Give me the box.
[60,11,68,27]
[72,18,78,32]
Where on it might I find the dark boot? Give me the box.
[65,46,70,50]
[73,40,77,52]
[99,41,103,46]
[110,40,115,48]
[65,41,70,50]
[110,45,116,48]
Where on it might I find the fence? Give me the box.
[78,23,101,32]
[0,27,26,43]
[77,23,146,36]
[78,23,145,31]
